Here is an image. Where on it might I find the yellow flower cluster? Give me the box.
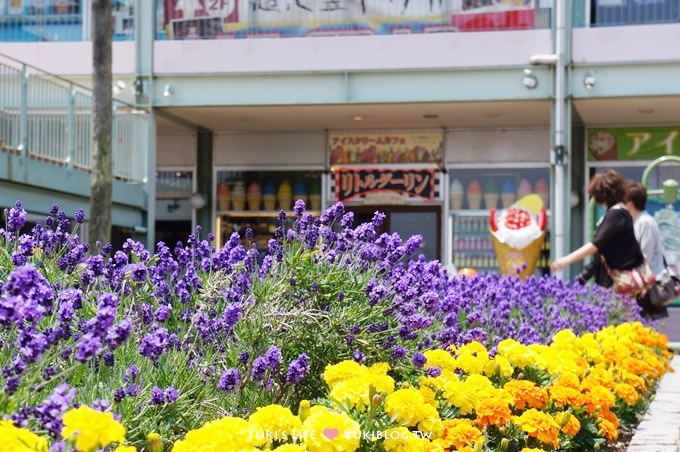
[61,405,134,452]
[0,420,48,452]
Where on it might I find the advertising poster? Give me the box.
[329,130,444,165]
[162,0,535,39]
[587,126,680,161]
[335,168,436,203]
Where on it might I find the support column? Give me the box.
[144,112,157,249]
[196,129,213,234]
[550,0,573,279]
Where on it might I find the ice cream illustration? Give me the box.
[293,181,308,207]
[534,178,549,208]
[278,181,293,211]
[247,181,262,211]
[517,178,532,199]
[466,179,482,210]
[309,181,322,211]
[588,129,618,161]
[232,181,246,211]
[262,181,276,211]
[450,179,464,210]
[489,195,547,280]
[501,179,516,208]
[217,181,231,211]
[483,179,499,210]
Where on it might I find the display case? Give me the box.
[449,166,551,275]
[214,169,323,251]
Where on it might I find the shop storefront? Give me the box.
[211,127,553,274]
[586,125,680,273]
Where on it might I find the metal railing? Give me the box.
[155,0,552,40]
[0,0,134,42]
[0,54,148,183]
[591,0,679,26]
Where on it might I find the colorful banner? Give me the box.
[587,126,680,161]
[335,168,435,203]
[162,0,535,39]
[329,130,444,165]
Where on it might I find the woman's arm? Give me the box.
[551,242,599,272]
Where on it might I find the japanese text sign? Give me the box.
[329,130,443,165]
[335,168,435,203]
[587,126,680,161]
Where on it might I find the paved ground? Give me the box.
[652,307,680,343]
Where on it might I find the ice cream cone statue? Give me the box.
[263,182,276,211]
[534,178,549,208]
[489,194,547,280]
[278,181,293,211]
[217,181,231,211]
[466,179,482,210]
[483,180,499,210]
[450,179,464,210]
[232,182,246,211]
[500,179,516,208]
[247,181,262,211]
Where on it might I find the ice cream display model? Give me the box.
[466,179,482,210]
[450,179,464,210]
[489,194,547,280]
[483,180,499,210]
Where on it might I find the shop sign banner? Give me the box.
[162,0,534,39]
[587,126,680,161]
[329,130,444,165]
[335,168,435,203]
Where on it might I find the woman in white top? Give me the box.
[624,180,668,319]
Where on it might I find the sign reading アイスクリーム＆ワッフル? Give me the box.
[587,126,680,161]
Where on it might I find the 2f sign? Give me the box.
[626,131,679,156]
[175,0,235,16]
[206,0,236,15]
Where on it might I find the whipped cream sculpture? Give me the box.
[488,194,548,279]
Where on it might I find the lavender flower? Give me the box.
[150,386,165,405]
[286,353,310,384]
[217,368,241,393]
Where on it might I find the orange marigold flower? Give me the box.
[554,372,580,389]
[584,385,616,415]
[513,409,560,448]
[622,357,653,377]
[599,408,619,430]
[475,393,512,428]
[504,380,548,410]
[614,383,639,406]
[599,418,618,442]
[549,385,585,409]
[582,367,614,390]
[622,371,647,392]
[555,411,581,437]
[437,419,484,450]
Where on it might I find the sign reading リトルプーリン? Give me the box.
[335,168,435,203]
[587,126,680,161]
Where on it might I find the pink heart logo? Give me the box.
[323,427,339,440]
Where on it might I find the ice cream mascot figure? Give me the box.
[489,194,547,280]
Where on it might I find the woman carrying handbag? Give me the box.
[552,170,655,300]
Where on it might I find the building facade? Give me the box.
[1,0,680,278]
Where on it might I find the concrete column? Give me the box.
[196,129,213,234]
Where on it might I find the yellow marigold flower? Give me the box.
[614,383,639,406]
[598,418,618,442]
[503,380,548,410]
[584,385,616,415]
[426,441,447,452]
[172,417,262,452]
[457,350,489,375]
[442,380,475,415]
[113,447,136,452]
[554,372,580,389]
[385,388,427,426]
[299,400,311,422]
[330,373,395,411]
[549,385,585,409]
[424,350,458,373]
[323,361,366,388]
[0,420,48,452]
[475,392,512,427]
[582,367,615,390]
[383,427,429,452]
[437,419,484,450]
[513,409,560,448]
[302,406,360,452]
[419,386,439,408]
[497,340,539,368]
[555,411,581,436]
[61,406,126,452]
[463,374,494,397]
[417,404,443,437]
[552,329,578,350]
[483,355,514,378]
[248,404,303,442]
[273,445,308,452]
[419,370,458,394]
[369,362,391,375]
[147,432,162,452]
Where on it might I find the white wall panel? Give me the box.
[446,128,550,164]
[157,134,197,166]
[214,132,325,167]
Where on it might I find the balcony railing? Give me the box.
[0,0,134,42]
[155,0,552,40]
[0,54,148,183]
[591,0,679,26]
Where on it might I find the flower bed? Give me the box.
[0,200,664,451]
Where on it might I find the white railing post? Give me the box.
[67,83,76,169]
[19,65,28,157]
